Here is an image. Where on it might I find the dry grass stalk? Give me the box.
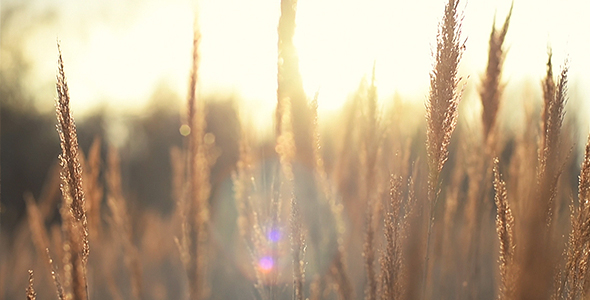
[425,0,464,186]
[277,0,316,168]
[493,158,515,300]
[269,147,284,295]
[423,0,465,296]
[56,43,89,260]
[276,0,295,136]
[541,51,555,151]
[179,28,214,300]
[291,196,306,300]
[46,248,66,300]
[516,54,569,300]
[309,96,354,300]
[26,270,36,300]
[539,55,569,222]
[233,130,256,243]
[49,225,65,283]
[539,53,569,178]
[310,95,346,239]
[232,130,273,300]
[462,129,492,299]
[186,29,201,139]
[276,0,307,136]
[439,156,464,296]
[25,193,60,297]
[24,193,51,263]
[106,146,143,300]
[232,126,270,297]
[363,64,380,300]
[276,95,306,300]
[334,86,361,198]
[55,42,89,300]
[480,3,513,141]
[362,65,380,191]
[364,203,377,300]
[61,212,87,300]
[557,134,590,300]
[540,52,569,166]
[364,63,379,156]
[379,176,405,300]
[507,96,538,217]
[331,251,354,300]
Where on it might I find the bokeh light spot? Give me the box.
[179,124,191,136]
[204,132,216,145]
[258,256,274,273]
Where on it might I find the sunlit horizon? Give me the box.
[7,0,590,132]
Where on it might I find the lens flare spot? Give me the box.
[268,228,281,242]
[258,256,274,273]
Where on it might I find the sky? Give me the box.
[3,0,590,133]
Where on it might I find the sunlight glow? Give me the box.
[295,0,438,111]
[20,0,590,128]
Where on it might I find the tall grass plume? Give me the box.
[55,42,89,300]
[493,158,515,300]
[423,0,465,296]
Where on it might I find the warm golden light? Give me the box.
[17,0,590,128]
[6,0,590,298]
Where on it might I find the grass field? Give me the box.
[2,0,590,299]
